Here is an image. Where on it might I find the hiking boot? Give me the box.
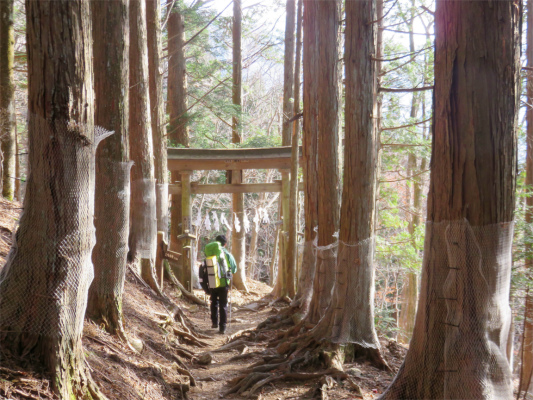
[218,326,226,334]
[211,323,218,329]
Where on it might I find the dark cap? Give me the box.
[216,235,227,246]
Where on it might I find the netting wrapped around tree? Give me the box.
[328,238,376,345]
[291,239,316,315]
[0,115,113,339]
[129,177,157,260]
[91,160,133,297]
[156,182,169,234]
[381,219,514,399]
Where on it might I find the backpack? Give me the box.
[199,242,231,294]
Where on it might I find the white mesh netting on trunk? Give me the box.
[0,116,113,339]
[92,160,133,298]
[381,219,514,399]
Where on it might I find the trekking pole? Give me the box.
[229,282,232,329]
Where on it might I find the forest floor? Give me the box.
[0,198,404,400]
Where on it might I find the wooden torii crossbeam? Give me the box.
[168,146,302,171]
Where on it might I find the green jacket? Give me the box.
[204,241,237,287]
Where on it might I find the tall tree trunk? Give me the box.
[0,0,16,200]
[519,0,533,394]
[146,0,168,240]
[167,7,188,282]
[291,0,319,318]
[381,1,520,398]
[14,124,19,200]
[398,77,420,346]
[0,1,104,398]
[87,0,130,337]
[306,0,340,325]
[275,0,296,298]
[287,0,303,299]
[128,0,159,291]
[309,0,387,370]
[231,0,248,292]
[397,4,426,344]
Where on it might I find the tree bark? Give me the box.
[0,1,103,398]
[0,0,16,200]
[519,0,533,394]
[231,0,248,292]
[87,0,131,337]
[167,6,188,279]
[273,0,296,298]
[381,1,520,398]
[291,0,319,317]
[306,0,341,325]
[287,0,302,300]
[128,0,159,291]
[146,0,168,239]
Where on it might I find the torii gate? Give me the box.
[166,146,303,290]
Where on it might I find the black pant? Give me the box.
[210,286,229,328]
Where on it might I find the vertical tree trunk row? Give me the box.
[307,0,340,324]
[128,0,159,291]
[308,0,388,370]
[231,0,248,292]
[519,0,533,394]
[87,0,131,337]
[287,0,303,300]
[146,0,168,237]
[0,0,16,200]
[292,0,319,317]
[167,7,188,281]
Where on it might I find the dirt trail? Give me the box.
[183,283,395,400]
[185,285,287,399]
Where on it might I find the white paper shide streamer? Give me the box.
[220,213,231,231]
[243,212,251,233]
[193,211,201,227]
[212,211,220,231]
[259,207,270,224]
[253,209,260,233]
[234,213,241,233]
[204,212,212,231]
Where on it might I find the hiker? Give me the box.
[204,235,237,334]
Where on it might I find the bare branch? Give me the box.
[379,86,433,93]
[381,117,431,131]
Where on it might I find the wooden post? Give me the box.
[270,227,281,286]
[181,171,192,289]
[170,170,183,279]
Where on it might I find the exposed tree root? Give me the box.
[131,265,208,342]
[346,343,390,372]
[224,372,270,396]
[226,329,255,342]
[226,327,390,397]
[225,368,348,398]
[172,344,195,360]
[225,329,270,345]
[212,339,256,353]
[227,351,265,363]
[173,363,196,387]
[268,296,292,306]
[164,261,207,306]
[172,327,209,348]
[257,315,293,330]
